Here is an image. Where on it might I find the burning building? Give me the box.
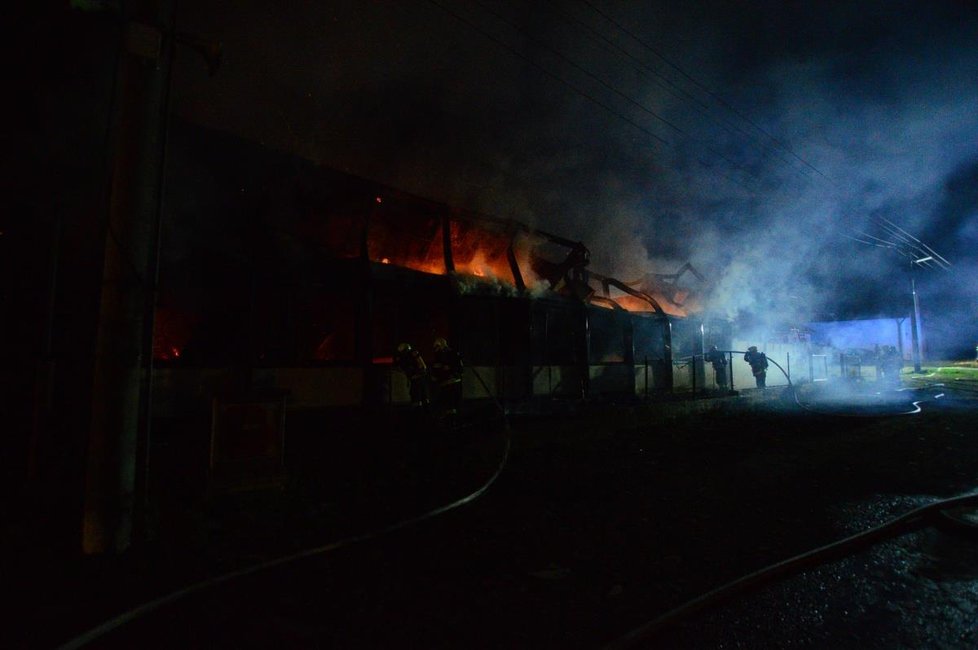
[151,121,724,428]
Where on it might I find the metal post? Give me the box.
[664,319,674,392]
[786,352,790,382]
[644,355,649,400]
[895,318,905,359]
[728,351,734,391]
[546,310,552,397]
[442,213,455,273]
[910,274,922,372]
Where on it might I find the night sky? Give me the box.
[171,1,978,354]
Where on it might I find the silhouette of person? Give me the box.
[744,346,769,388]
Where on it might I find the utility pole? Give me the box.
[909,260,925,372]
[847,217,949,378]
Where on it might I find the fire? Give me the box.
[457,249,500,280]
[357,208,700,314]
[451,221,514,282]
[153,306,196,361]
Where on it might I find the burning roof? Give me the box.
[298,185,704,316]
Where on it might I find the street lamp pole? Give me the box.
[909,257,931,373]
[848,221,949,375]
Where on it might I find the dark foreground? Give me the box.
[7,382,978,649]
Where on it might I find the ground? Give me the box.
[7,366,978,648]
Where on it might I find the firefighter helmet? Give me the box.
[397,343,412,354]
[433,337,448,352]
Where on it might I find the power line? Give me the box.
[848,218,950,271]
[425,0,756,193]
[573,0,954,271]
[433,0,950,271]
[540,0,811,180]
[842,233,891,250]
[875,215,951,269]
[426,0,669,146]
[540,0,709,110]
[850,230,903,251]
[557,4,952,268]
[867,218,949,270]
[577,0,828,181]
[466,0,760,186]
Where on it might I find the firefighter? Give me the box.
[743,345,769,388]
[394,342,430,408]
[430,337,463,425]
[882,345,903,385]
[705,345,728,389]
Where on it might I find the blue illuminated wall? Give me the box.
[806,317,915,358]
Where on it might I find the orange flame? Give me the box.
[361,211,699,314]
[153,307,196,360]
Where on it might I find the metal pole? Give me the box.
[664,319,674,392]
[910,274,922,372]
[728,351,734,391]
[895,318,905,359]
[644,355,649,400]
[786,352,790,382]
[546,311,552,397]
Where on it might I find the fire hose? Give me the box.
[715,350,926,416]
[601,353,950,648]
[604,490,978,649]
[60,387,511,649]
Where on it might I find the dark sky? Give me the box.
[171,1,978,347]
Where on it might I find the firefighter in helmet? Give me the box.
[743,345,769,388]
[430,337,463,425]
[705,344,728,389]
[394,342,430,408]
[881,345,903,385]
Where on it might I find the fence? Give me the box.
[672,347,902,397]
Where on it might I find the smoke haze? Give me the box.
[171,0,978,354]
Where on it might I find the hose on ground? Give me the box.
[714,350,925,417]
[60,406,511,649]
[604,491,978,650]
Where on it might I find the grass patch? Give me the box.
[904,361,978,379]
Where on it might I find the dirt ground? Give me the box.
[9,377,978,649]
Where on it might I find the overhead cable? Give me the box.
[426,0,757,193]
[541,0,811,178]
[577,0,828,180]
[471,0,759,183]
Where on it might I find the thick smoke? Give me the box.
[171,0,978,354]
